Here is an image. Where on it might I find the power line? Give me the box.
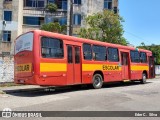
[125,31,145,41]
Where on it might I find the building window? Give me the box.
[130,50,140,63]
[56,0,67,10]
[3,31,11,42]
[23,16,44,26]
[93,45,107,61]
[74,0,81,5]
[108,47,119,62]
[104,0,112,9]
[48,0,55,4]
[24,0,45,8]
[41,37,64,58]
[62,0,67,10]
[83,43,92,60]
[59,17,67,25]
[73,14,81,25]
[140,52,147,63]
[4,11,12,21]
[45,17,67,25]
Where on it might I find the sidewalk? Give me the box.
[155,75,160,79]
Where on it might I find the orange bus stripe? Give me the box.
[40,63,149,72]
[40,63,67,72]
[131,65,149,71]
[82,64,122,71]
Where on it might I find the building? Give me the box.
[0,0,22,56]
[71,0,118,35]
[0,0,118,56]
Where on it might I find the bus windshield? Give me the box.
[15,32,33,55]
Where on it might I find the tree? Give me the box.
[79,10,128,45]
[45,3,58,13]
[138,43,160,65]
[40,22,67,34]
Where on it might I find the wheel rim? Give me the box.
[143,74,146,82]
[94,76,102,87]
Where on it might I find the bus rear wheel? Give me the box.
[92,74,103,89]
[140,73,147,84]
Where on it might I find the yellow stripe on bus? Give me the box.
[40,63,67,72]
[82,64,122,71]
[40,63,148,72]
[131,65,149,71]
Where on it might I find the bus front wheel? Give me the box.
[140,73,147,84]
[92,74,103,89]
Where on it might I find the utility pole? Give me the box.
[69,0,73,36]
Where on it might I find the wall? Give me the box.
[155,65,160,75]
[0,0,22,55]
[0,56,14,83]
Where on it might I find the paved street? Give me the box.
[0,77,160,119]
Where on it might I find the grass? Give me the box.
[0,90,5,94]
[0,82,23,87]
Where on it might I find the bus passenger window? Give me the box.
[42,48,50,57]
[130,50,140,63]
[83,43,92,60]
[93,45,107,61]
[41,37,64,58]
[140,52,147,63]
[107,47,119,62]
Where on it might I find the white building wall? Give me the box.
[155,65,160,75]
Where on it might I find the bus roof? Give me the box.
[28,30,152,54]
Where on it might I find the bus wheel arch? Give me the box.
[140,71,148,84]
[92,71,104,89]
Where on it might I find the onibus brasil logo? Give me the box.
[2,108,12,118]
[2,108,42,118]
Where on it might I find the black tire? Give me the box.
[92,74,103,89]
[140,73,147,84]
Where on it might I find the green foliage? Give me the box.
[46,3,58,13]
[79,10,128,45]
[40,22,67,34]
[138,42,160,65]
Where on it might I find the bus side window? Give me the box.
[107,47,119,62]
[130,50,140,63]
[41,37,64,58]
[93,45,107,61]
[42,48,50,58]
[140,52,147,63]
[83,43,92,60]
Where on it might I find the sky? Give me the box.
[119,0,160,46]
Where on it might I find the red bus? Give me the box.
[14,30,155,89]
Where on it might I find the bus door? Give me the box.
[149,56,155,78]
[67,45,81,85]
[121,52,130,80]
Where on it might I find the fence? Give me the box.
[0,56,14,83]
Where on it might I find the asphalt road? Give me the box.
[1,77,160,120]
